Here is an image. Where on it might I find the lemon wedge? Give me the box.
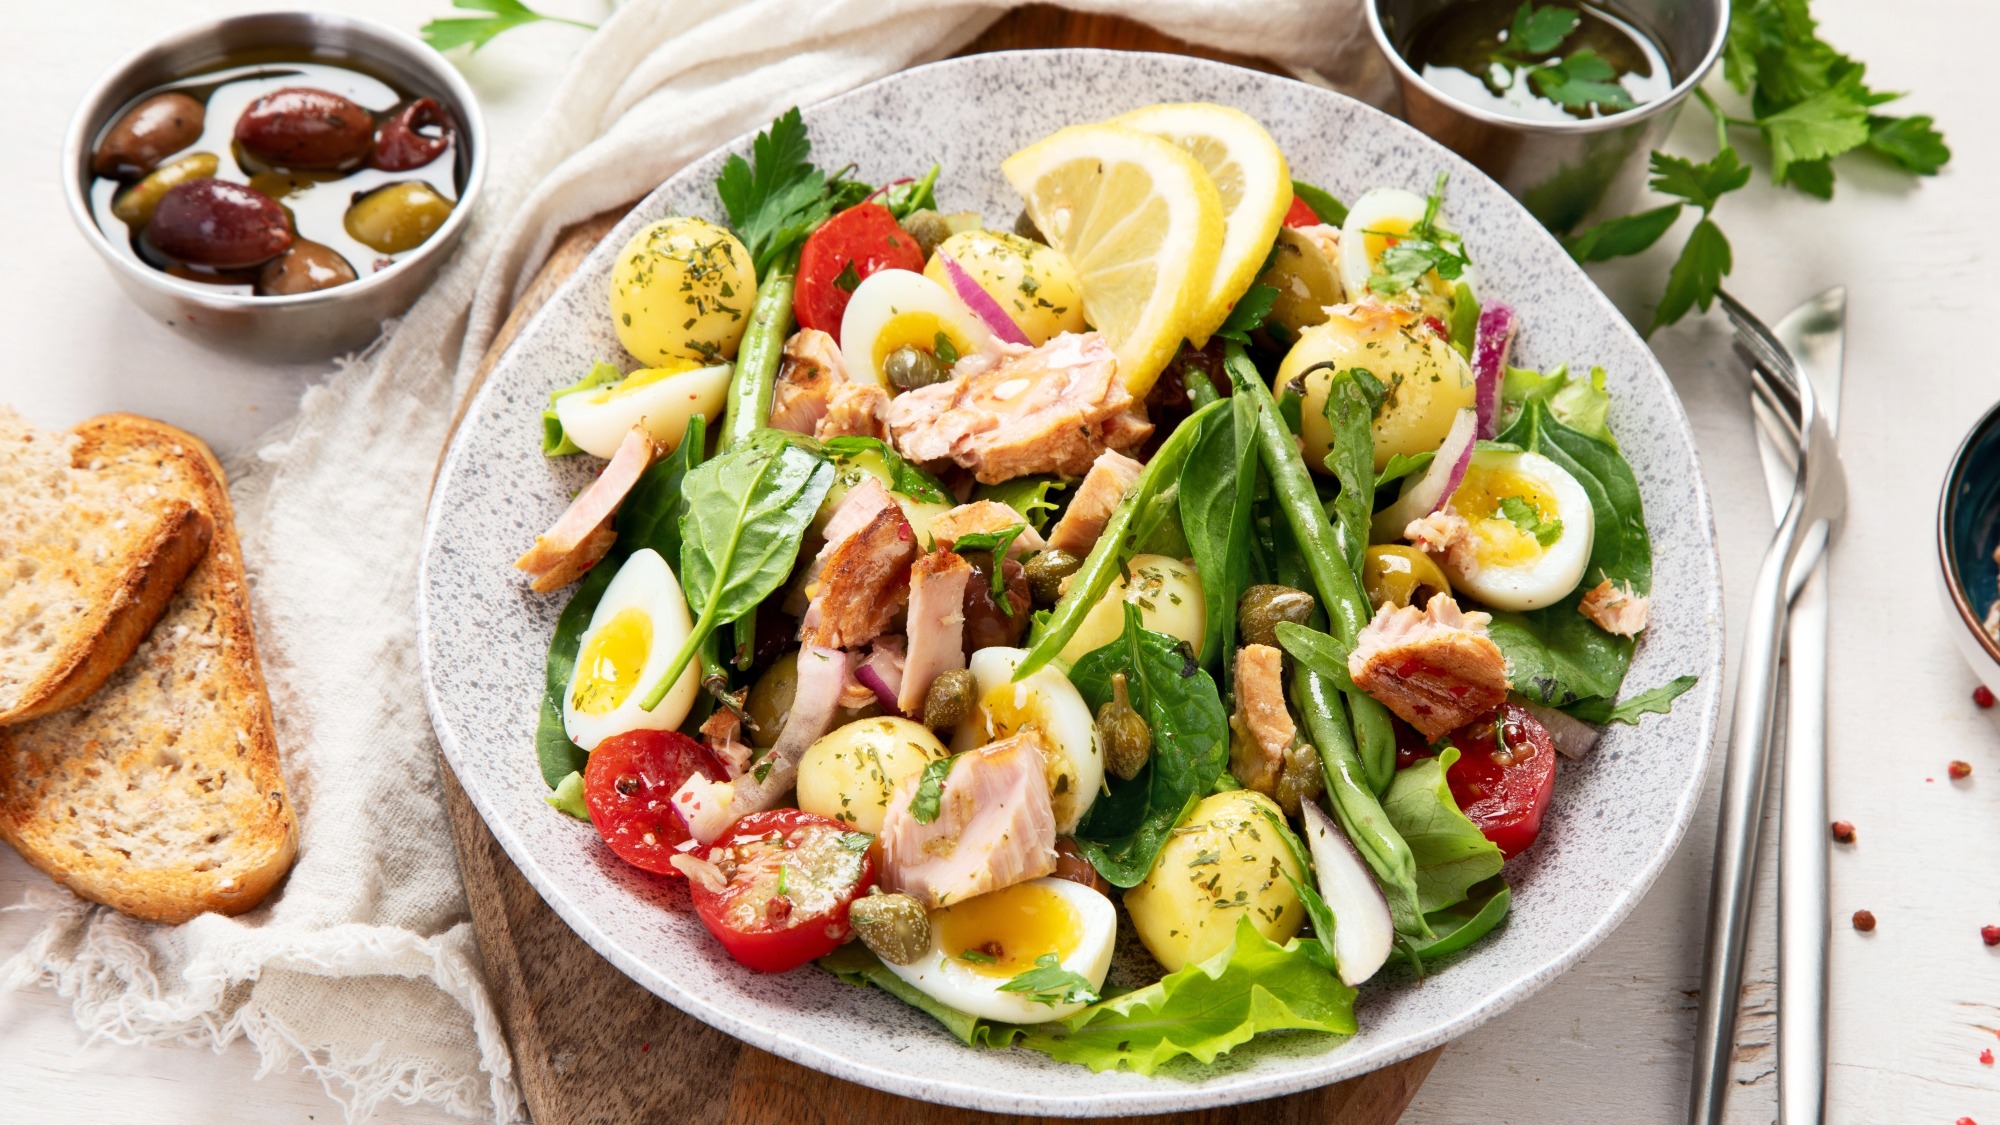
[1002,123,1223,396]
[1112,103,1293,349]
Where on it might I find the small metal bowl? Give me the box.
[63,11,487,363]
[1367,0,1728,232]
[1937,399,2000,694]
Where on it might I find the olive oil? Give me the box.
[1404,0,1673,123]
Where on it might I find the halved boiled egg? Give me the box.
[1441,449,1595,612]
[562,548,700,750]
[839,269,992,388]
[554,360,730,459]
[886,876,1116,1023]
[953,647,1103,834]
[1339,186,1472,309]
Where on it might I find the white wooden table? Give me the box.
[3,1,1995,1121]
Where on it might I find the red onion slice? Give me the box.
[1371,407,1478,541]
[855,637,906,713]
[1522,701,1601,761]
[939,254,1031,346]
[1301,801,1394,986]
[1472,302,1517,439]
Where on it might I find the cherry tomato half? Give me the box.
[1441,702,1558,859]
[689,809,877,973]
[795,202,924,342]
[583,729,728,876]
[1283,195,1321,228]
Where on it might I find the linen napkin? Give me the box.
[4,2,1382,1120]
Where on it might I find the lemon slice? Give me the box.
[1112,103,1293,348]
[1002,123,1223,397]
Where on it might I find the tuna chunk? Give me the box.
[801,503,917,650]
[878,731,1059,909]
[897,551,971,715]
[928,500,1047,558]
[1405,506,1480,582]
[1578,578,1650,637]
[515,425,656,592]
[768,328,845,435]
[1229,643,1293,795]
[1047,450,1143,553]
[1349,593,1511,740]
[817,381,890,441]
[886,332,1151,484]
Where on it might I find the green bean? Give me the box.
[1295,664,1429,938]
[1184,365,1220,409]
[722,266,796,448]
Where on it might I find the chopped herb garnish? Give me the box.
[1497,495,1563,546]
[957,948,999,965]
[910,755,958,824]
[833,261,861,292]
[1366,173,1469,297]
[997,953,1101,1006]
[933,332,960,365]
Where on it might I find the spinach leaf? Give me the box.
[541,360,622,456]
[535,560,615,786]
[1565,674,1699,725]
[640,432,834,709]
[1400,877,1510,967]
[1212,284,1279,347]
[1069,605,1229,887]
[820,434,950,504]
[1375,451,1433,492]
[1180,391,1259,671]
[1380,745,1505,913]
[1290,179,1349,226]
[974,476,1069,533]
[614,414,707,562]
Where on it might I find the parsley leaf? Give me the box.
[1366,174,1469,297]
[1530,48,1635,112]
[998,953,1102,1006]
[1759,85,1871,180]
[1564,202,1683,262]
[1509,2,1580,56]
[933,332,959,365]
[1649,148,1752,211]
[832,261,860,292]
[1498,496,1563,546]
[1212,283,1278,345]
[950,524,1027,606]
[1651,217,1732,334]
[909,755,958,824]
[421,0,594,53]
[714,108,863,276]
[1866,113,1950,174]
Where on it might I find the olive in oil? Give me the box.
[1404,0,1674,123]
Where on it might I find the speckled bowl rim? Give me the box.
[419,50,1724,1115]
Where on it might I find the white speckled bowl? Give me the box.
[419,51,1723,1115]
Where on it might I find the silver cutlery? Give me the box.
[1688,290,1850,1125]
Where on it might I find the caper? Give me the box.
[1095,673,1152,781]
[1023,548,1082,606]
[849,891,931,965]
[1238,584,1317,648]
[883,344,948,391]
[343,180,454,254]
[899,208,951,258]
[1362,544,1453,610]
[744,651,799,749]
[111,152,219,227]
[1012,209,1047,244]
[1275,740,1325,819]
[921,668,976,731]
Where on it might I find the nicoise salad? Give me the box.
[511,103,1695,1073]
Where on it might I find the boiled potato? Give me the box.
[1124,790,1306,972]
[1275,304,1474,473]
[610,216,755,367]
[1056,554,1205,665]
[796,717,948,833]
[923,229,1086,346]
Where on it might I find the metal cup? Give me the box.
[1367,0,1730,232]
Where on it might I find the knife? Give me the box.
[1750,287,1848,1125]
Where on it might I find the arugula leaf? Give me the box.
[1564,203,1683,263]
[909,754,958,824]
[541,360,623,456]
[999,954,1102,1006]
[1320,367,1382,583]
[820,435,950,504]
[1069,607,1229,887]
[715,109,857,277]
[1289,180,1348,226]
[535,560,614,786]
[1380,745,1505,913]
[1508,1,1580,56]
[421,0,594,53]
[1499,496,1563,547]
[545,770,589,820]
[1565,674,1700,725]
[972,476,1069,534]
[1180,393,1259,670]
[1212,284,1279,346]
[1651,217,1733,334]
[1256,805,1341,974]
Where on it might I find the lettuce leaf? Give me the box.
[1380,745,1505,913]
[544,770,590,820]
[541,360,623,456]
[972,475,1069,533]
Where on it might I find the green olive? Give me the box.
[883,344,948,392]
[744,651,799,749]
[1255,226,1344,338]
[1362,544,1453,610]
[1013,209,1047,244]
[111,152,219,227]
[899,208,952,259]
[1238,584,1317,648]
[343,181,454,254]
[1095,672,1153,781]
[1023,549,1083,606]
[1274,741,1324,819]
[850,891,931,965]
[921,668,976,731]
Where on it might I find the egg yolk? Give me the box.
[570,607,653,715]
[1452,466,1561,568]
[604,358,703,400]
[871,311,972,373]
[1363,214,1414,267]
[934,882,1083,979]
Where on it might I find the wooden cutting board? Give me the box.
[438,8,1442,1123]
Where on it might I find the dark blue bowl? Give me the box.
[1938,399,2000,691]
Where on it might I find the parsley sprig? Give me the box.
[716,108,870,276]
[1367,173,1470,297]
[420,0,594,53]
[1489,3,1635,114]
[1566,0,1949,332]
[998,953,1102,1006]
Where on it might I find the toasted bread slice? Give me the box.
[0,407,215,725]
[0,416,297,924]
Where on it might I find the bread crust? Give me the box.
[0,415,297,924]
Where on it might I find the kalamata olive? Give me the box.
[111,152,218,227]
[255,240,356,296]
[898,208,951,259]
[1238,584,1317,648]
[146,179,293,269]
[882,344,947,392]
[1023,548,1082,606]
[93,92,205,178]
[1052,837,1111,895]
[371,98,453,172]
[921,669,975,731]
[849,891,930,965]
[962,553,1030,651]
[1013,209,1047,244]
[1095,672,1152,781]
[344,181,454,254]
[234,87,374,171]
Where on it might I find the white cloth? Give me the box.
[3,2,1381,1121]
